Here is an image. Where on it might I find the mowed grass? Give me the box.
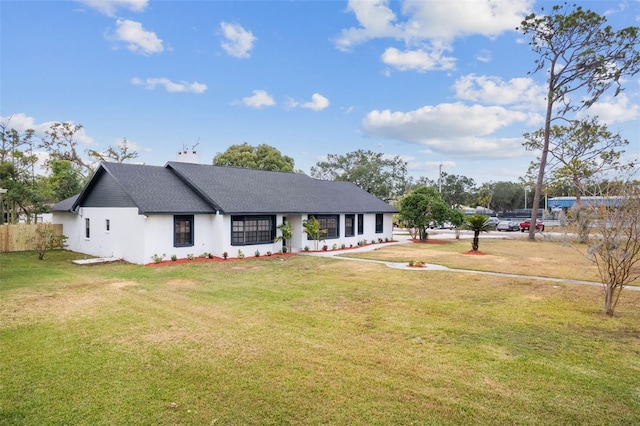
[341,235,602,281]
[1,242,639,425]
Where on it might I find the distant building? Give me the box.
[547,196,623,211]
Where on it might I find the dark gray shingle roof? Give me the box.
[167,162,397,214]
[69,162,216,214]
[52,194,79,212]
[55,161,397,215]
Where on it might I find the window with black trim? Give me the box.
[375,214,384,233]
[345,214,355,237]
[357,214,364,235]
[174,215,194,247]
[231,215,276,245]
[308,214,339,239]
[85,218,90,239]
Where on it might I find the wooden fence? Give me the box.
[0,223,64,253]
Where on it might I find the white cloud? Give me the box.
[604,2,627,16]
[287,93,330,111]
[302,93,330,111]
[453,74,547,112]
[361,102,529,157]
[76,0,148,17]
[131,77,207,93]
[0,113,95,146]
[220,22,256,59]
[335,0,402,51]
[381,46,455,72]
[336,0,533,72]
[406,159,457,173]
[578,93,640,124]
[108,19,163,55]
[241,90,275,108]
[400,0,533,41]
[476,49,492,63]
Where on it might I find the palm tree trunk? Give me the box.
[472,231,480,251]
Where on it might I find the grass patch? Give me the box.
[341,237,601,281]
[1,247,639,425]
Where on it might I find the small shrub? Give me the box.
[237,249,245,259]
[408,260,414,266]
[332,243,338,250]
[385,237,389,242]
[378,238,383,243]
[341,244,346,249]
[187,253,195,260]
[200,252,209,258]
[266,251,272,256]
[414,260,424,267]
[282,246,288,254]
[170,254,177,261]
[254,250,261,257]
[31,229,68,260]
[304,246,310,252]
[222,251,228,259]
[322,245,328,251]
[152,253,166,263]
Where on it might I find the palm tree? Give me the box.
[302,217,327,251]
[273,220,293,253]
[464,214,492,252]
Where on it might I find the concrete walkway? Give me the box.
[300,232,640,292]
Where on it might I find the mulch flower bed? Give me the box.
[146,253,297,266]
[145,240,398,266]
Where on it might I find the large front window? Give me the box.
[308,214,339,239]
[174,215,194,247]
[231,215,276,245]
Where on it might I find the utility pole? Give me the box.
[438,164,443,193]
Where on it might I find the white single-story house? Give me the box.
[52,161,397,264]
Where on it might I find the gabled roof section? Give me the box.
[52,194,79,212]
[166,162,397,214]
[71,162,216,215]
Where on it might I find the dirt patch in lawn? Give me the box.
[109,281,138,289]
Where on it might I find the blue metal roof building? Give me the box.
[548,196,623,210]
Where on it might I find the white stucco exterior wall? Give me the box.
[54,207,146,263]
[55,210,395,264]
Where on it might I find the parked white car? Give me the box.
[496,220,520,231]
[485,217,500,228]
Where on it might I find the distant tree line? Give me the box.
[0,121,137,223]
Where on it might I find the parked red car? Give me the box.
[519,219,544,232]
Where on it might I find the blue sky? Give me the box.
[2,0,639,184]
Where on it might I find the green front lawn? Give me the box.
[1,246,639,425]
